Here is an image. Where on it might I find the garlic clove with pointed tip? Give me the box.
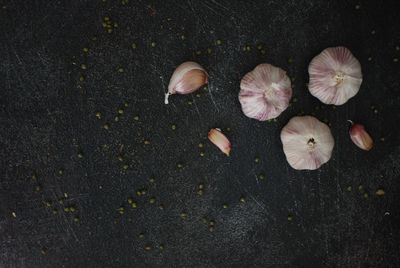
[208,128,231,156]
[239,63,292,121]
[308,46,362,105]
[280,116,334,170]
[348,120,373,151]
[165,61,208,104]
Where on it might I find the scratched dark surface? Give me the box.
[1,0,400,267]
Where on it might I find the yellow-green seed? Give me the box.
[137,190,142,196]
[288,58,293,63]
[141,189,147,195]
[216,40,221,45]
[209,220,215,226]
[171,124,176,130]
[355,4,360,9]
[181,35,185,40]
[64,207,70,212]
[288,216,293,221]
[188,100,193,104]
[134,115,139,121]
[96,112,101,119]
[149,177,155,183]
[177,163,183,168]
[70,206,76,212]
[347,186,352,191]
[257,45,262,50]
[207,48,212,54]
[52,209,58,214]
[108,29,113,33]
[151,42,156,47]
[259,174,264,180]
[254,157,259,163]
[123,164,128,169]
[202,217,207,223]
[200,152,205,157]
[144,140,150,145]
[261,50,266,54]
[83,47,88,52]
[195,50,201,55]
[394,58,399,63]
[240,196,246,202]
[104,16,110,21]
[79,76,84,82]
[180,212,187,217]
[128,198,133,204]
[159,204,164,210]
[58,169,63,175]
[145,245,151,251]
[131,43,137,49]
[358,185,363,190]
[113,22,118,28]
[374,109,378,114]
[364,193,369,198]
[149,197,155,204]
[198,142,203,148]
[246,45,251,51]
[41,248,46,255]
[198,184,204,189]
[380,137,385,142]
[104,124,109,130]
[92,36,97,41]
[371,30,376,35]
[196,93,201,98]
[159,244,164,250]
[78,153,83,159]
[45,201,51,207]
[203,86,208,91]
[73,216,79,222]
[209,226,214,232]
[139,233,144,238]
[223,204,228,209]
[118,68,124,73]
[197,190,203,195]
[114,116,119,122]
[376,189,385,196]
[59,199,63,204]
[118,155,123,161]
[226,127,231,131]
[368,57,372,61]
[118,109,123,114]
[132,202,137,208]
[81,64,87,70]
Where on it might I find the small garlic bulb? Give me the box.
[280,116,334,170]
[165,61,208,104]
[238,64,292,121]
[308,46,362,105]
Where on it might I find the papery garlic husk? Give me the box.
[208,128,231,156]
[165,61,208,104]
[239,63,292,121]
[348,120,373,151]
[308,46,362,105]
[280,116,334,170]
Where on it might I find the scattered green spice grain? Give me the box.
[149,197,156,204]
[358,185,363,190]
[240,196,246,202]
[144,140,150,145]
[202,217,207,223]
[257,45,262,50]
[70,206,76,212]
[396,45,400,51]
[151,42,156,47]
[118,155,123,161]
[141,189,147,195]
[171,124,176,130]
[203,86,208,91]
[347,186,352,191]
[376,189,385,196]
[133,115,139,121]
[159,204,164,210]
[394,58,399,63]
[44,201,51,207]
[177,163,183,168]
[73,216,79,222]
[209,220,215,226]
[131,202,137,208]
[114,116,119,122]
[78,153,83,159]
[198,142,204,148]
[58,169,63,175]
[188,100,193,104]
[371,30,376,35]
[128,198,133,204]
[216,40,221,45]
[181,35,185,40]
[59,199,64,204]
[83,47,88,52]
[198,184,204,189]
[64,207,70,212]
[41,248,46,255]
[149,177,155,183]
[364,193,369,198]
[288,58,293,63]
[131,43,137,49]
[207,48,212,54]
[261,50,266,54]
[197,190,204,195]
[355,4,360,9]
[209,226,214,232]
[254,157,259,163]
[287,216,293,221]
[259,174,265,180]
[180,212,187,217]
[79,76,84,82]
[380,137,385,142]
[368,57,372,61]
[139,233,144,238]
[200,152,205,157]
[196,93,201,98]
[81,64,87,70]
[36,185,41,191]
[159,244,164,250]
[374,109,379,114]
[246,45,251,51]
[123,164,128,169]
[107,29,113,33]
[136,190,142,196]
[96,112,101,119]
[118,207,124,214]
[195,50,201,55]
[293,98,298,103]
[118,68,124,73]
[223,204,228,209]
[104,124,109,130]
[52,209,58,214]
[145,245,151,251]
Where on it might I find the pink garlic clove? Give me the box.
[280,116,334,170]
[239,63,292,121]
[348,120,373,151]
[165,61,208,104]
[208,128,231,156]
[308,46,362,105]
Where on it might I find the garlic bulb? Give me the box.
[308,46,362,105]
[165,61,208,104]
[348,120,373,151]
[208,128,231,156]
[280,116,334,170]
[239,63,292,121]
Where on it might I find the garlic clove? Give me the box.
[280,116,334,170]
[165,61,208,104]
[208,128,231,156]
[308,46,362,105]
[239,63,292,121]
[348,120,373,151]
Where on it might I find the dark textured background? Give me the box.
[1,0,400,267]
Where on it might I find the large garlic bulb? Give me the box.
[239,63,292,121]
[280,116,334,170]
[308,46,362,105]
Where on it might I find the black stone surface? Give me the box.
[1,0,400,267]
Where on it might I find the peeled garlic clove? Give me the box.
[280,116,334,170]
[165,61,208,104]
[308,46,362,105]
[239,63,292,121]
[208,128,231,156]
[348,120,373,151]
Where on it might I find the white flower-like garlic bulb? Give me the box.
[280,116,334,170]
[308,46,362,105]
[239,63,292,121]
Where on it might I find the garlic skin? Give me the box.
[348,120,373,151]
[165,61,208,104]
[308,46,362,105]
[239,63,292,121]
[208,128,231,156]
[280,116,334,170]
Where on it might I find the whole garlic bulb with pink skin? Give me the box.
[308,46,362,105]
[165,61,208,104]
[280,116,334,170]
[239,63,292,121]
